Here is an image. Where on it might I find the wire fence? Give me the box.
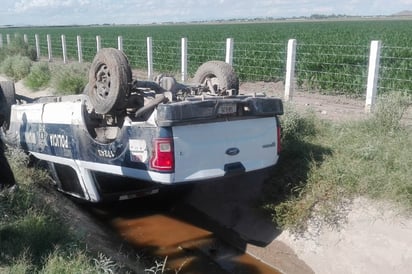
[1,33,412,96]
[380,45,412,94]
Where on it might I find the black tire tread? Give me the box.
[0,81,16,130]
[88,48,132,114]
[193,61,239,94]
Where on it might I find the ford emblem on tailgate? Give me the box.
[226,147,240,156]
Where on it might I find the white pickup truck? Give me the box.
[0,48,283,202]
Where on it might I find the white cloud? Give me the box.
[14,0,90,12]
[2,0,411,26]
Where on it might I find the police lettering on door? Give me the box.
[49,134,69,149]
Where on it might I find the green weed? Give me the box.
[0,34,36,62]
[5,147,50,186]
[0,55,32,80]
[0,149,123,273]
[40,249,113,274]
[50,62,89,95]
[0,209,71,265]
[25,62,51,90]
[264,93,412,233]
[280,103,318,142]
[369,91,412,132]
[1,253,34,274]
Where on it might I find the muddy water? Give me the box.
[110,210,281,273]
[93,189,280,274]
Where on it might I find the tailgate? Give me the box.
[172,117,279,182]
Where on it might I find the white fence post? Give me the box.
[6,34,10,45]
[23,34,28,44]
[225,38,234,65]
[285,39,297,101]
[118,36,123,51]
[181,37,188,82]
[35,34,40,60]
[365,40,381,113]
[77,35,83,63]
[47,34,53,62]
[0,34,3,48]
[147,37,153,80]
[96,35,101,52]
[61,35,67,64]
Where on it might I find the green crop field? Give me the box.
[2,19,412,95]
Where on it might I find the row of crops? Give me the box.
[2,19,412,95]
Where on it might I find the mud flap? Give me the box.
[224,162,245,176]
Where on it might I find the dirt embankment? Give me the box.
[239,81,412,274]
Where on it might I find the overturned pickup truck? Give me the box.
[0,48,283,202]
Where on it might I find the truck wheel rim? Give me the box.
[95,64,111,99]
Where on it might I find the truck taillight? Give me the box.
[277,125,282,154]
[150,138,174,172]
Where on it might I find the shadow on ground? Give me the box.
[260,137,333,228]
[182,136,333,246]
[83,137,332,273]
[89,187,283,273]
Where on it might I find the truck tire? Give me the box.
[88,48,132,114]
[193,61,239,95]
[0,138,16,188]
[0,81,16,131]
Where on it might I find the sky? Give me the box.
[0,0,411,26]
